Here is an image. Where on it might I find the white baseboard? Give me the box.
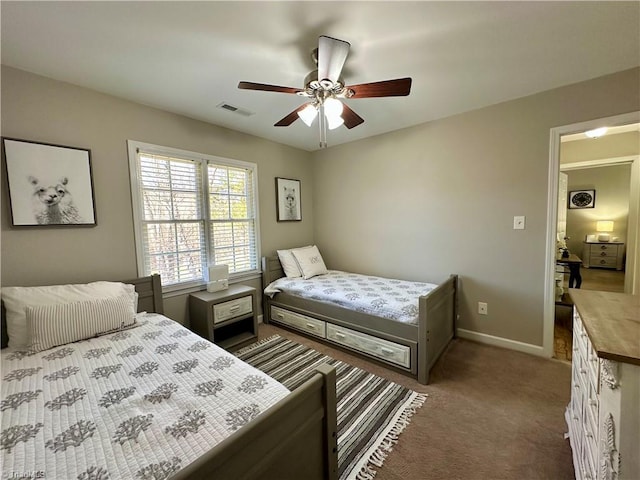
[456,328,546,357]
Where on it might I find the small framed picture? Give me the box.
[568,189,596,209]
[2,138,97,226]
[276,177,301,222]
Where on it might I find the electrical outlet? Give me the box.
[478,302,488,315]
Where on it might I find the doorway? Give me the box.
[554,161,633,361]
[543,112,640,360]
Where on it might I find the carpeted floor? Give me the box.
[257,323,575,480]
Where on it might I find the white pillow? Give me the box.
[26,294,135,353]
[2,281,136,350]
[277,248,306,278]
[291,245,328,279]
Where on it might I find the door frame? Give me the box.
[543,111,640,357]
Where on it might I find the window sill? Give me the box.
[162,271,262,298]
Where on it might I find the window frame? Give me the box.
[127,140,261,295]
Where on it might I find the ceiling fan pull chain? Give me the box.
[319,105,327,148]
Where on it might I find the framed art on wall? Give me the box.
[2,137,97,226]
[276,177,301,221]
[568,189,596,209]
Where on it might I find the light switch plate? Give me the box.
[513,216,525,230]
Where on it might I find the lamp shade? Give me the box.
[596,221,614,232]
[297,104,318,127]
[323,97,343,118]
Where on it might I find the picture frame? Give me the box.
[568,189,596,209]
[2,137,97,226]
[276,177,302,222]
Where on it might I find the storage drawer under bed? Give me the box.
[326,323,411,369]
[270,306,326,338]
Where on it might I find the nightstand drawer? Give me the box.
[213,295,252,323]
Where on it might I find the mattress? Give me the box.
[264,270,438,325]
[0,313,289,480]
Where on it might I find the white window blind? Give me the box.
[128,141,260,291]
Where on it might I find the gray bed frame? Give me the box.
[1,274,338,480]
[262,256,459,384]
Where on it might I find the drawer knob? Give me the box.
[306,323,316,330]
[588,399,597,406]
[381,348,394,355]
[276,313,284,319]
[335,333,346,339]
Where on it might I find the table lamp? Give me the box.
[596,220,614,242]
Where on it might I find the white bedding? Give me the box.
[0,313,289,480]
[264,270,438,325]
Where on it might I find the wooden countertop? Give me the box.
[568,289,640,366]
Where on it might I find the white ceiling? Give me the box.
[2,1,639,152]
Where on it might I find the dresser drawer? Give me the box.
[213,295,252,323]
[591,243,618,254]
[589,256,617,268]
[326,323,411,368]
[271,306,326,338]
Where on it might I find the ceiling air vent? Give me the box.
[216,102,254,117]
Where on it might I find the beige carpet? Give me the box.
[257,323,575,480]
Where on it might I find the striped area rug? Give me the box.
[235,335,427,480]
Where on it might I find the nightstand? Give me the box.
[189,285,258,350]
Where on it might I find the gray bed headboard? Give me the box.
[262,256,286,287]
[1,274,163,349]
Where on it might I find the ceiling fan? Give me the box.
[238,35,412,148]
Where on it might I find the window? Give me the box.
[128,141,260,292]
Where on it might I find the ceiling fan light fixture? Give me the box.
[326,115,344,130]
[323,97,343,117]
[298,103,318,126]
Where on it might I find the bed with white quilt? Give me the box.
[263,246,458,384]
[1,275,337,480]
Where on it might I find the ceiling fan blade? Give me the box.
[238,81,302,95]
[341,103,365,129]
[346,77,412,98]
[318,35,350,85]
[274,104,309,127]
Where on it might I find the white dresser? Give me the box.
[582,242,625,270]
[565,290,639,480]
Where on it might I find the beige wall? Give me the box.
[311,68,640,347]
[2,65,639,347]
[1,66,315,324]
[565,164,631,255]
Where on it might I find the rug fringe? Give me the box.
[354,392,428,479]
[232,334,279,355]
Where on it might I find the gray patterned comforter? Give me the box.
[264,270,438,325]
[0,313,289,480]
